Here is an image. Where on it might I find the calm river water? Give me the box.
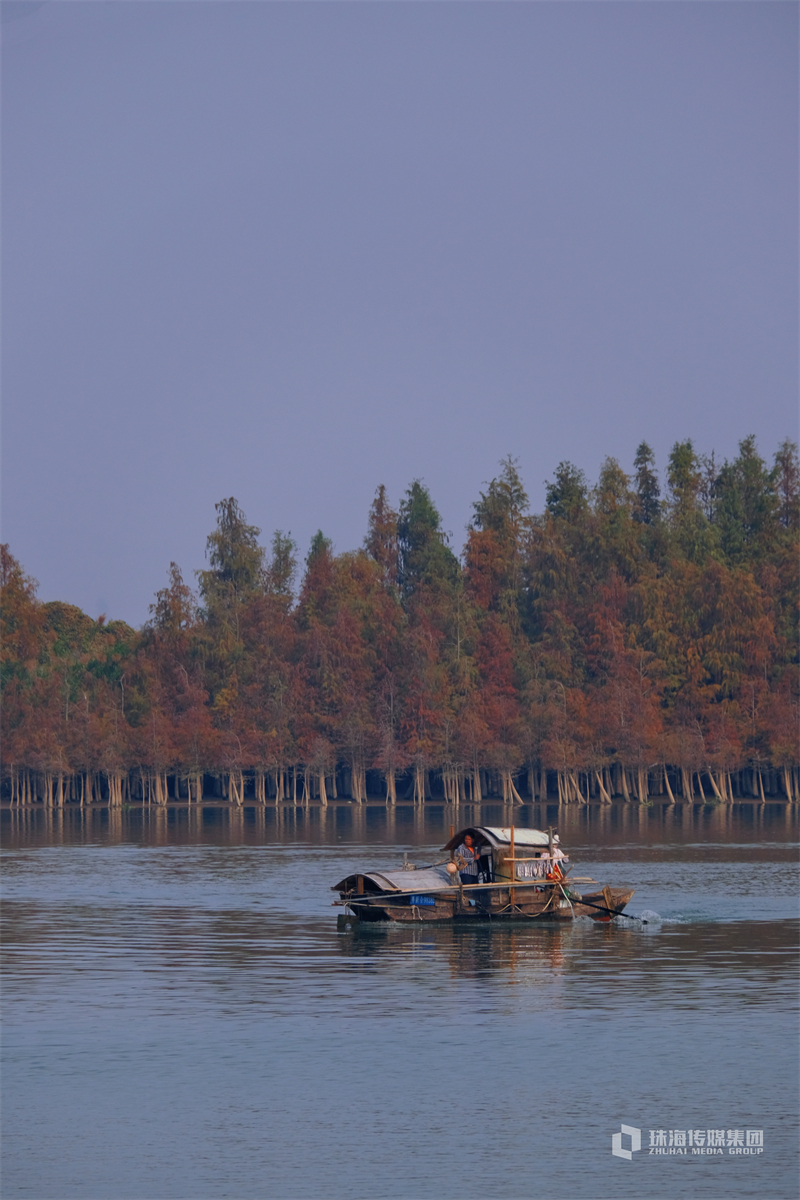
[2,801,798,1200]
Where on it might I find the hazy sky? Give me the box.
[2,1,797,626]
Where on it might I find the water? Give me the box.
[2,802,798,1199]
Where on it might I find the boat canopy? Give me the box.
[442,826,552,852]
[332,865,455,894]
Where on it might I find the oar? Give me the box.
[569,893,646,923]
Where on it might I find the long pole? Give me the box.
[570,893,646,922]
[510,824,515,908]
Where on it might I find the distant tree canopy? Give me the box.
[2,437,798,808]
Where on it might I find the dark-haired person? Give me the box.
[455,833,480,887]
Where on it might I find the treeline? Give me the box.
[2,436,798,808]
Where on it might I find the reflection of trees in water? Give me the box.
[2,800,797,855]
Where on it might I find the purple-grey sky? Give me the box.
[2,1,797,627]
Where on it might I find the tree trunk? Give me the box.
[637,768,648,803]
[663,765,676,804]
[385,768,396,805]
[318,770,328,806]
[681,768,692,799]
[782,767,793,802]
[472,759,482,803]
[503,771,524,805]
[706,771,724,801]
[620,767,631,803]
[595,770,612,804]
[352,762,365,804]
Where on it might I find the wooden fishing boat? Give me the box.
[332,825,634,924]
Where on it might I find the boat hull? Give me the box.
[339,885,635,923]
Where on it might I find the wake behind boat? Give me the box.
[332,825,634,923]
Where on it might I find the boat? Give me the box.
[332,825,634,923]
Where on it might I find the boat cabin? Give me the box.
[442,825,559,882]
[333,826,561,902]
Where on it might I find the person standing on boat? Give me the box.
[547,841,568,880]
[455,834,480,886]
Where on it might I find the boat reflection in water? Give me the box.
[335,916,572,989]
[333,825,634,924]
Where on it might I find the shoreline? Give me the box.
[2,795,795,812]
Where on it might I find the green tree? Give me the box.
[714,435,779,564]
[149,563,197,641]
[467,457,529,620]
[588,458,642,582]
[666,440,714,561]
[364,485,399,589]
[633,442,660,524]
[265,531,297,605]
[773,438,799,531]
[545,461,588,522]
[198,498,265,617]
[397,481,459,600]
